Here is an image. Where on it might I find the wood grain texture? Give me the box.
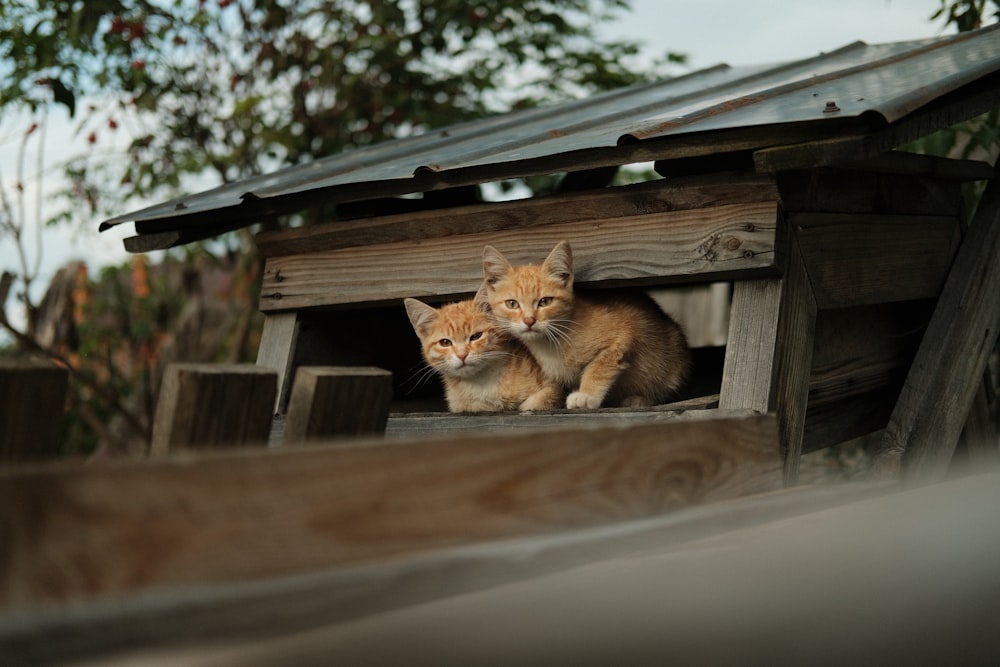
[768,241,818,481]
[960,377,1000,469]
[150,364,278,456]
[256,175,780,258]
[874,163,1000,483]
[259,202,779,312]
[384,403,739,438]
[0,412,781,611]
[794,213,960,308]
[255,312,300,413]
[92,473,999,667]
[718,278,783,413]
[0,360,68,463]
[0,480,898,666]
[718,240,816,481]
[283,366,393,443]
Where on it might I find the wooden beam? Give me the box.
[753,78,1000,173]
[0,359,68,463]
[831,152,995,182]
[255,175,779,259]
[283,367,393,443]
[256,312,302,414]
[777,166,964,217]
[385,404,741,438]
[0,413,781,611]
[0,479,898,665]
[80,472,997,667]
[872,162,1000,483]
[259,202,780,312]
[770,241,818,481]
[150,364,277,456]
[959,375,1000,469]
[719,239,816,481]
[719,278,783,413]
[794,213,961,309]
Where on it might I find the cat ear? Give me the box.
[473,281,493,312]
[403,298,437,336]
[482,245,512,286]
[543,240,573,287]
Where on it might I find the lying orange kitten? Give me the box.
[480,241,691,409]
[404,297,562,413]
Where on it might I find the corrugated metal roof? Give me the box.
[100,24,1000,234]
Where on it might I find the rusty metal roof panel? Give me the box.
[101,24,1000,232]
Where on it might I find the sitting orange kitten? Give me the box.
[480,241,691,409]
[404,297,562,413]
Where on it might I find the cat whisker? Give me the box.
[543,319,575,347]
[401,363,442,395]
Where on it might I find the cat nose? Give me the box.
[456,348,469,361]
[523,316,536,328]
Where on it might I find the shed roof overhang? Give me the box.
[99,24,1000,252]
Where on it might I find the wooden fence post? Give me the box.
[872,162,1000,483]
[283,366,392,444]
[150,363,277,456]
[0,359,68,463]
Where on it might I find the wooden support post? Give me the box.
[256,311,301,414]
[283,366,393,444]
[719,278,783,413]
[0,359,68,463]
[960,375,999,469]
[872,163,1000,483]
[720,240,817,482]
[150,363,277,456]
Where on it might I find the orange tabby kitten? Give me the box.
[404,297,562,413]
[480,241,691,409]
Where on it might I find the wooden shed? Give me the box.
[100,24,1000,482]
[4,26,1000,664]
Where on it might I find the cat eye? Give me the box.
[504,299,519,309]
[438,338,452,347]
[538,297,553,307]
[469,332,483,342]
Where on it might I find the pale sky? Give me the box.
[0,0,953,300]
[610,0,943,71]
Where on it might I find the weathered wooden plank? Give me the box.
[806,302,927,406]
[753,81,1000,173]
[150,364,278,456]
[0,479,897,666]
[718,238,816,481]
[259,202,780,311]
[719,277,783,414]
[873,163,1000,483]
[777,167,964,216]
[255,174,780,258]
[97,472,996,667]
[0,413,781,612]
[799,299,930,452]
[385,403,739,438]
[255,312,301,413]
[959,375,999,469]
[768,241,817,481]
[794,213,960,309]
[832,152,994,182]
[284,366,393,443]
[0,359,68,463]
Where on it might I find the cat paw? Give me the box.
[518,396,548,412]
[566,391,602,409]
